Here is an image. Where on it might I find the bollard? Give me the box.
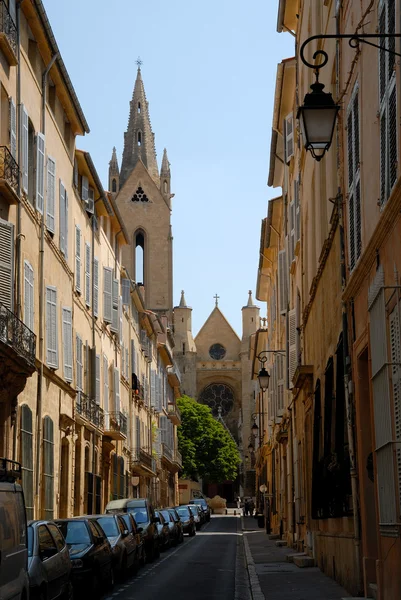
[234,510,236,515]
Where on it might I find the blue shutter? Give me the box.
[62,307,73,382]
[46,158,56,233]
[36,133,45,213]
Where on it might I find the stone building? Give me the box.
[173,291,259,501]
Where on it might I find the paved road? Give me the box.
[105,516,242,600]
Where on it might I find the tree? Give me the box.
[177,395,240,483]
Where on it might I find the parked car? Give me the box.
[28,520,73,600]
[154,511,170,551]
[166,508,184,545]
[189,498,211,522]
[187,504,203,531]
[118,512,145,565]
[55,518,114,594]
[90,514,140,580]
[0,459,30,600]
[105,498,159,562]
[159,509,181,546]
[174,506,196,537]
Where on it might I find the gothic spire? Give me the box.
[246,290,255,307]
[109,146,120,193]
[160,148,170,176]
[109,146,119,172]
[120,66,159,187]
[179,290,187,308]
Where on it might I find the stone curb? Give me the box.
[241,517,265,600]
[235,516,252,600]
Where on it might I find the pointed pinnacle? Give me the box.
[247,290,255,307]
[179,290,187,308]
[161,148,170,175]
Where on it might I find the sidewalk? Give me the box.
[242,516,354,600]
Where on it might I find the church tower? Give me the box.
[108,147,119,194]
[173,291,197,398]
[113,66,173,317]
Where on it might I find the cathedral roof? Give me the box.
[120,66,159,187]
[195,306,241,344]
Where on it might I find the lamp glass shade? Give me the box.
[258,367,270,391]
[251,421,259,434]
[299,106,339,150]
[248,442,254,451]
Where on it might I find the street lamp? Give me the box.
[299,33,401,162]
[258,366,270,392]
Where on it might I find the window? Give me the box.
[46,286,58,368]
[110,278,119,333]
[379,0,397,206]
[209,343,226,360]
[46,158,56,233]
[36,132,45,214]
[24,260,34,331]
[93,258,99,317]
[9,98,16,159]
[103,355,109,420]
[76,335,83,392]
[113,367,120,412]
[62,307,73,382]
[135,231,145,284]
[42,416,54,519]
[21,104,28,194]
[95,354,100,404]
[112,178,117,192]
[75,226,81,293]
[0,218,14,311]
[137,131,142,146]
[198,383,234,417]
[85,242,91,307]
[347,86,361,271]
[103,267,113,323]
[59,181,68,258]
[47,524,65,551]
[38,525,54,554]
[278,249,288,314]
[132,187,149,202]
[20,405,33,521]
[81,175,89,201]
[137,102,141,113]
[284,113,294,163]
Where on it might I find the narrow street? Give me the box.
[105,516,241,600]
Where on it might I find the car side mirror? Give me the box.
[41,547,57,561]
[122,529,129,537]
[153,517,160,524]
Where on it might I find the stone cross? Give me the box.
[214,293,220,307]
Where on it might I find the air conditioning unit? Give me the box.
[85,188,95,214]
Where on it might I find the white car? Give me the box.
[186,505,202,531]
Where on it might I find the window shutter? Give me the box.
[21,104,28,194]
[294,179,300,243]
[151,368,155,407]
[95,354,100,404]
[122,278,130,305]
[8,0,16,24]
[111,278,119,333]
[278,249,288,314]
[284,113,294,163]
[119,296,123,341]
[389,84,397,190]
[46,287,58,368]
[36,133,45,214]
[103,267,113,323]
[121,342,125,377]
[85,242,91,307]
[125,346,129,380]
[73,158,78,188]
[76,335,83,391]
[62,307,73,382]
[93,258,99,317]
[289,200,295,263]
[136,416,141,449]
[288,308,297,389]
[0,219,14,311]
[276,354,285,415]
[24,260,34,331]
[131,339,136,375]
[75,226,81,293]
[46,158,56,233]
[160,415,167,444]
[81,175,89,201]
[9,98,16,159]
[347,88,361,271]
[59,181,66,256]
[389,302,401,515]
[103,355,109,412]
[113,367,120,412]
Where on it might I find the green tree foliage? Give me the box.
[177,395,240,483]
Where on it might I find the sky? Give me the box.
[43,0,294,337]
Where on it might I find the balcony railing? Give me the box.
[174,450,183,469]
[167,402,181,425]
[76,392,104,429]
[131,448,156,473]
[0,302,36,368]
[162,443,174,462]
[0,146,19,204]
[104,411,127,439]
[0,1,17,64]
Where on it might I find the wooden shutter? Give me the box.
[103,354,109,411]
[131,339,136,375]
[284,113,294,163]
[95,354,100,404]
[389,302,401,515]
[24,260,34,331]
[0,179,10,246]
[125,346,129,380]
[36,133,45,213]
[278,249,287,314]
[85,242,90,307]
[277,354,285,415]
[103,267,112,323]
[9,98,16,159]
[136,416,141,450]
[111,278,119,333]
[347,87,361,271]
[93,258,99,317]
[294,179,300,243]
[119,296,123,341]
[160,415,168,444]
[73,158,78,188]
[289,199,295,263]
[46,286,58,368]
[62,307,73,382]
[121,342,125,378]
[76,335,83,391]
[8,0,16,24]
[288,308,297,388]
[122,278,130,305]
[151,368,155,407]
[59,181,66,256]
[75,226,81,293]
[81,175,89,201]
[46,158,56,233]
[113,367,120,412]
[21,104,28,193]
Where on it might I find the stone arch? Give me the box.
[133,227,149,287]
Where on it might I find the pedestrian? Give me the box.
[249,498,255,516]
[244,499,249,516]
[236,496,241,509]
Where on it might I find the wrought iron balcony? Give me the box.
[0,146,19,204]
[0,302,36,369]
[167,402,181,425]
[131,448,156,474]
[76,392,104,429]
[174,450,183,470]
[161,443,174,463]
[104,411,127,440]
[0,1,17,66]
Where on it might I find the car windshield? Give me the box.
[96,517,119,537]
[188,506,198,516]
[27,525,33,557]
[56,521,91,545]
[121,515,132,531]
[131,508,148,524]
[193,500,206,507]
[160,511,170,522]
[176,507,189,518]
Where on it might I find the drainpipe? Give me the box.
[34,52,59,510]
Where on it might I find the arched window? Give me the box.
[20,405,33,520]
[135,230,145,285]
[199,383,234,417]
[137,102,141,114]
[42,416,54,519]
[112,178,117,192]
[137,131,142,146]
[163,180,168,193]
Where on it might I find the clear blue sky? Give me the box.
[43,0,293,336]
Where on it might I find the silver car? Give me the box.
[186,505,202,531]
[28,520,73,600]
